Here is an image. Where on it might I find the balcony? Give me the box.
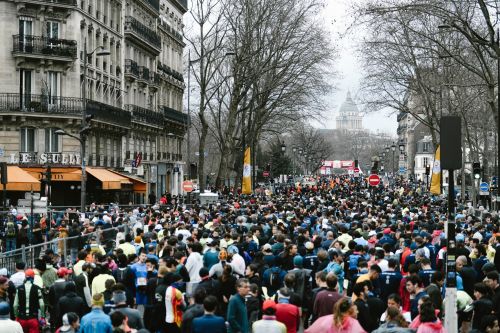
[86,100,131,128]
[162,105,188,125]
[150,72,161,87]
[0,93,82,116]
[124,16,161,54]
[126,104,164,127]
[124,59,139,79]
[19,0,76,8]
[13,35,77,61]
[138,66,150,82]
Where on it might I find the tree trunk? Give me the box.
[198,112,209,193]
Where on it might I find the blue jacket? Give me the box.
[227,294,249,333]
[79,308,112,333]
[193,314,226,333]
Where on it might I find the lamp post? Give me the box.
[304,153,308,175]
[61,39,109,213]
[292,147,297,176]
[399,142,405,178]
[391,142,396,175]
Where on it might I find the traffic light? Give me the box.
[189,163,197,178]
[354,159,359,168]
[425,165,430,176]
[492,176,498,188]
[80,114,94,135]
[0,162,7,185]
[265,163,271,172]
[473,162,481,179]
[44,166,52,185]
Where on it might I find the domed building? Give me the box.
[335,92,363,131]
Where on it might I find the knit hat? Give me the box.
[305,242,314,250]
[134,236,142,243]
[25,269,35,278]
[262,299,277,311]
[112,290,127,304]
[92,293,105,307]
[0,302,9,319]
[293,255,304,267]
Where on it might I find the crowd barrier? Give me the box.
[0,224,125,274]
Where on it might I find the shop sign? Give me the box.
[10,152,81,165]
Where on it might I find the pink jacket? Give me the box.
[305,315,367,333]
[416,321,445,333]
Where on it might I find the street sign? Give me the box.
[479,182,490,196]
[263,171,270,177]
[182,180,194,193]
[399,167,407,174]
[24,192,40,200]
[16,207,48,214]
[368,174,380,186]
[354,167,360,173]
[17,199,47,208]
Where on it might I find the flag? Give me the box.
[242,147,252,194]
[430,145,441,195]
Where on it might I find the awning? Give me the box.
[0,166,41,191]
[22,167,82,182]
[86,167,132,190]
[110,170,147,193]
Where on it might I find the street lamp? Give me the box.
[391,142,396,175]
[385,146,390,154]
[55,129,86,212]
[281,142,286,153]
[74,39,109,213]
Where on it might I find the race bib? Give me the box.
[137,277,147,286]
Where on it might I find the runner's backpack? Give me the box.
[6,222,16,237]
[269,267,282,290]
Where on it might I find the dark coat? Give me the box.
[57,292,87,328]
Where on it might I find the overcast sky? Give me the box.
[313,0,397,136]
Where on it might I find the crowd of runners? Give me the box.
[0,176,499,333]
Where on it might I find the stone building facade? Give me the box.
[0,0,188,206]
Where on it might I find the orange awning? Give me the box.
[22,167,82,182]
[0,166,41,191]
[86,167,132,190]
[109,170,147,193]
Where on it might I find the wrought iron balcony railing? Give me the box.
[86,100,131,128]
[0,93,82,115]
[125,59,139,77]
[126,104,164,125]
[138,66,150,81]
[13,35,77,59]
[124,16,161,50]
[161,105,189,125]
[29,0,76,5]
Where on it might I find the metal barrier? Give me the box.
[0,224,125,274]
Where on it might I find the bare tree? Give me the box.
[185,0,228,192]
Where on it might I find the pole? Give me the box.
[187,50,191,180]
[444,169,457,332]
[81,38,87,213]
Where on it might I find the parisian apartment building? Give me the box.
[0,0,188,205]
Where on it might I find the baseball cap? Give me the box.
[57,267,73,278]
[262,299,277,311]
[383,228,391,234]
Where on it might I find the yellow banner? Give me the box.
[242,147,252,194]
[430,145,441,195]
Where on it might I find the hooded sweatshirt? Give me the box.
[416,321,445,333]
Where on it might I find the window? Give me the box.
[423,157,429,168]
[423,142,430,152]
[46,71,60,105]
[19,17,33,53]
[21,128,35,152]
[20,69,32,109]
[45,128,59,153]
[46,21,59,39]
